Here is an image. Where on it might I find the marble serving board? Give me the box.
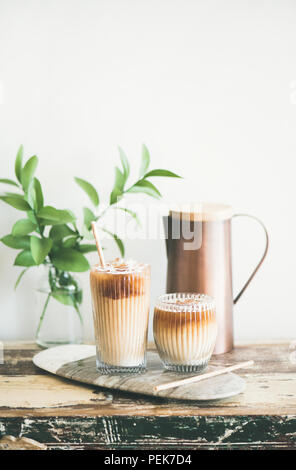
[33,345,246,402]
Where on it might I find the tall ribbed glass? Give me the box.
[153,293,217,372]
[90,260,150,374]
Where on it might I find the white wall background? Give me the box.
[0,0,295,343]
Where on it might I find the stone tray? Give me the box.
[33,345,246,402]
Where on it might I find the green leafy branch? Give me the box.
[0,146,90,277]
[74,144,181,257]
[1,144,181,288]
[0,146,90,317]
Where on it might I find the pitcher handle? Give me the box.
[233,214,269,304]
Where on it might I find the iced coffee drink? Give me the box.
[153,293,217,372]
[90,259,150,373]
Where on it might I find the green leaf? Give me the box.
[115,207,141,226]
[75,290,83,304]
[0,196,31,211]
[12,219,37,237]
[27,211,38,225]
[49,224,75,241]
[126,179,161,199]
[80,224,93,241]
[1,234,30,250]
[113,234,125,257]
[27,177,43,211]
[51,248,90,272]
[83,207,96,230]
[110,187,122,205]
[77,244,98,253]
[52,291,75,307]
[110,167,125,205]
[118,147,130,179]
[139,144,150,178]
[74,177,99,207]
[115,167,125,190]
[15,145,24,183]
[30,236,52,265]
[14,250,36,267]
[101,228,125,257]
[2,192,23,198]
[0,178,19,187]
[144,169,181,178]
[34,178,44,210]
[51,289,83,307]
[14,268,29,289]
[62,236,78,248]
[38,206,76,225]
[21,155,38,191]
[26,182,36,210]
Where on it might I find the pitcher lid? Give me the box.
[169,202,233,221]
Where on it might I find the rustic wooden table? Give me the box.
[0,341,295,450]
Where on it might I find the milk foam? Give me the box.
[94,258,148,274]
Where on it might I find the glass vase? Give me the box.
[35,263,83,348]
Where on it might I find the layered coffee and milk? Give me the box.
[90,259,150,373]
[153,293,217,372]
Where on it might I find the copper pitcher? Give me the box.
[164,203,269,354]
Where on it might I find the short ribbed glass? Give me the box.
[153,293,217,372]
[90,260,150,374]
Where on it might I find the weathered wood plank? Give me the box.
[0,435,47,450]
[0,415,295,449]
[0,375,110,409]
[0,348,42,376]
[0,375,295,417]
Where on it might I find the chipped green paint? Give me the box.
[0,415,296,449]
